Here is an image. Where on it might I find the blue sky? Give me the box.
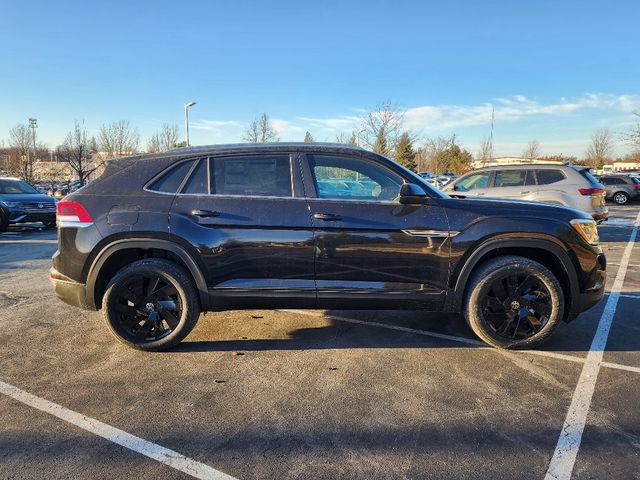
[1,0,639,157]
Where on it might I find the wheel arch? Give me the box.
[86,238,209,311]
[446,237,579,320]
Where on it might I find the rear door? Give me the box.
[301,153,451,310]
[491,169,535,200]
[168,153,316,309]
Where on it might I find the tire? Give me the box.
[612,191,630,205]
[102,259,200,351]
[0,209,8,232]
[463,255,564,349]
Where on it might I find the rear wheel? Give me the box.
[102,259,200,351]
[612,191,630,205]
[463,255,564,349]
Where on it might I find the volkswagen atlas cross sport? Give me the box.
[51,143,606,351]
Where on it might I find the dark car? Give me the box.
[0,177,57,231]
[51,143,606,351]
[598,175,640,205]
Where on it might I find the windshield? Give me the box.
[0,179,39,194]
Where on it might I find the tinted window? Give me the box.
[577,169,600,186]
[494,170,529,188]
[211,155,292,197]
[631,177,640,184]
[0,179,39,194]
[455,172,490,191]
[536,170,565,185]
[182,159,209,194]
[603,177,626,185]
[309,155,403,201]
[148,160,195,193]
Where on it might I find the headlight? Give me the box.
[0,200,19,208]
[570,219,599,245]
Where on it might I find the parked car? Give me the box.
[598,175,640,205]
[443,164,608,222]
[0,177,57,231]
[51,143,606,351]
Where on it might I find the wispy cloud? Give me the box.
[404,93,640,131]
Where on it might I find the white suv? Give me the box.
[444,164,608,222]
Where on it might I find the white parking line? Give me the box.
[0,380,237,480]
[282,310,586,366]
[545,209,640,480]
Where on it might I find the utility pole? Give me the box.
[29,118,37,156]
[28,118,37,181]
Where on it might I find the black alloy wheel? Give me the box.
[464,255,563,349]
[111,274,182,342]
[481,273,552,340]
[102,259,199,351]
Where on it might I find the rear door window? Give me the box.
[535,170,566,185]
[210,154,292,197]
[494,170,529,187]
[181,159,209,194]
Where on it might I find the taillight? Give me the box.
[56,201,93,225]
[579,187,605,196]
[633,184,640,190]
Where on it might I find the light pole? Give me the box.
[184,102,196,147]
[29,118,37,155]
[355,127,366,147]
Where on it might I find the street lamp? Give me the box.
[29,118,37,155]
[355,127,366,147]
[184,102,196,147]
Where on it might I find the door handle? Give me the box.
[477,192,485,196]
[520,191,530,194]
[191,209,220,218]
[313,213,342,221]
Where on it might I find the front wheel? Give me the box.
[102,259,200,351]
[612,191,630,205]
[463,255,564,349]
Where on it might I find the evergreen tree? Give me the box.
[304,131,315,143]
[394,132,417,171]
[373,127,388,155]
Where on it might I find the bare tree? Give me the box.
[476,136,494,166]
[243,113,279,143]
[335,131,357,145]
[417,136,454,174]
[625,112,640,153]
[147,123,181,153]
[359,101,405,156]
[522,139,541,159]
[98,120,139,158]
[57,121,100,186]
[584,128,615,169]
[7,123,36,182]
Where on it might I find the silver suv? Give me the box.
[598,175,640,205]
[444,164,608,222]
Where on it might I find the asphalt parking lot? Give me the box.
[1,205,639,480]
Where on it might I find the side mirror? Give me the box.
[399,183,428,204]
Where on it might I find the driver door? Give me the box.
[301,153,451,309]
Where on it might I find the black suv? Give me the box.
[51,143,606,351]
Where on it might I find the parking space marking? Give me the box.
[0,380,238,480]
[282,309,586,365]
[545,209,640,480]
[600,362,640,375]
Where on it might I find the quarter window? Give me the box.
[308,155,403,201]
[535,170,566,185]
[210,155,292,197]
[148,160,195,193]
